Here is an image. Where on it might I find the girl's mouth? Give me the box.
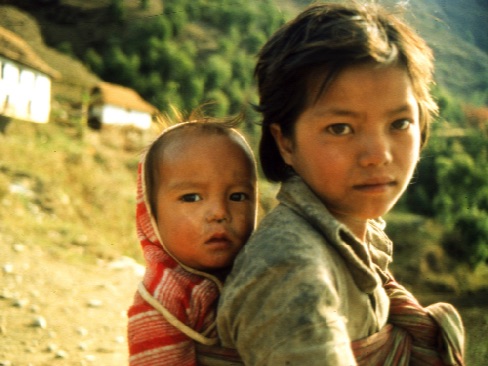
[353,181,397,193]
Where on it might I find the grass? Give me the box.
[0,118,150,264]
[0,115,275,265]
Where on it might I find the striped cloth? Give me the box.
[127,162,221,366]
[196,273,465,365]
[352,273,465,365]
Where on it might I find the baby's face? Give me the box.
[155,133,256,271]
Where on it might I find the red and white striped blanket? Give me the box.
[127,162,222,366]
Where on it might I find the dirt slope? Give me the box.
[0,236,143,366]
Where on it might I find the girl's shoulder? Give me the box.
[253,203,323,244]
[239,203,339,272]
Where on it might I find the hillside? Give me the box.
[0,4,100,113]
[399,0,488,100]
[1,0,487,111]
[1,1,488,364]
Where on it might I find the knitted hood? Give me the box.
[135,155,224,288]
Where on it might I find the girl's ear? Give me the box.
[270,124,294,166]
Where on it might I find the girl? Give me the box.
[217,3,465,365]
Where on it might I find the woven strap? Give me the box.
[195,343,244,365]
[351,274,465,366]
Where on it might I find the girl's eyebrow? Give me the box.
[386,104,415,116]
[312,104,415,118]
[311,107,358,117]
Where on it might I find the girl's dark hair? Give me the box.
[256,2,437,182]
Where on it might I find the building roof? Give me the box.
[91,82,158,115]
[0,26,60,79]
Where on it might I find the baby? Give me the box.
[127,119,257,366]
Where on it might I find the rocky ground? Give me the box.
[0,239,143,366]
[1,236,487,365]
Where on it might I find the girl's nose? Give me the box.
[358,133,393,167]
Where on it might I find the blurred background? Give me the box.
[0,0,487,364]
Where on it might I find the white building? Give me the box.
[88,82,158,130]
[0,27,60,124]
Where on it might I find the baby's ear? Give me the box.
[270,124,294,166]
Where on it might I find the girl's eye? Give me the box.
[392,119,411,130]
[229,192,249,202]
[326,123,352,136]
[180,193,202,202]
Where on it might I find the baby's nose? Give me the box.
[206,200,230,223]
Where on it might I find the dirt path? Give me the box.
[0,239,143,366]
[1,237,487,365]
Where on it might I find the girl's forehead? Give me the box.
[304,63,409,105]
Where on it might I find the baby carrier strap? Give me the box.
[137,282,219,346]
[352,274,465,366]
[195,343,244,366]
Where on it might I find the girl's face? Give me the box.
[155,133,256,271]
[272,64,421,240]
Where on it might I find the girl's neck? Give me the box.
[330,211,368,242]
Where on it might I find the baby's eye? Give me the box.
[229,192,249,202]
[391,119,411,130]
[326,123,352,136]
[180,193,202,202]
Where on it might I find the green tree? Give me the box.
[108,0,126,23]
[205,90,230,117]
[139,0,149,10]
[442,211,488,267]
[85,48,104,75]
[204,55,232,91]
[102,45,139,86]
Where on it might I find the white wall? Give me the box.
[0,56,52,123]
[91,103,152,130]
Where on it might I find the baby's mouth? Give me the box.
[205,233,232,245]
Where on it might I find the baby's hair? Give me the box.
[257,2,437,182]
[144,114,256,219]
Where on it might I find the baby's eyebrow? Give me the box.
[166,181,205,191]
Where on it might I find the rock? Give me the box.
[46,343,57,352]
[2,264,14,274]
[87,299,103,308]
[29,289,40,298]
[108,256,145,277]
[0,290,14,300]
[76,327,88,336]
[13,244,25,252]
[55,349,68,359]
[12,298,28,308]
[84,354,96,362]
[30,304,40,313]
[32,316,47,329]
